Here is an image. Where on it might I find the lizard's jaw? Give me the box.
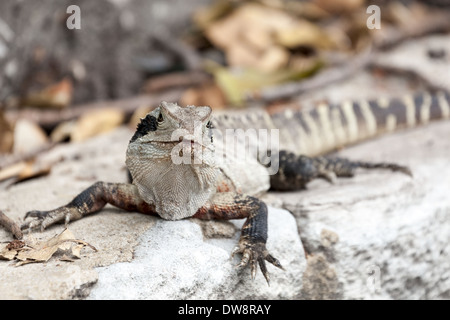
[126,142,218,220]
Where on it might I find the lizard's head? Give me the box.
[129,101,214,154]
[126,102,218,220]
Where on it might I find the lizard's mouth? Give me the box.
[146,139,210,149]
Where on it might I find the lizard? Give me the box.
[21,90,450,284]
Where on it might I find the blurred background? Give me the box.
[0,0,449,184]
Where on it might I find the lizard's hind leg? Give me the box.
[193,192,283,285]
[22,182,155,231]
[269,150,412,191]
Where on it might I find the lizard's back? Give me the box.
[211,91,450,194]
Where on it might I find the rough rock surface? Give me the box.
[1,119,449,299]
[270,120,450,299]
[88,207,304,300]
[0,128,305,299]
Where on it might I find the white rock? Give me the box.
[272,121,450,299]
[88,206,305,299]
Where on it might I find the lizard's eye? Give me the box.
[206,120,212,129]
[157,113,164,123]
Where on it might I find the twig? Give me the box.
[143,70,211,93]
[0,142,57,170]
[366,63,446,92]
[5,89,184,131]
[0,210,23,240]
[374,10,450,50]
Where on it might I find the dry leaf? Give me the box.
[22,78,73,109]
[59,254,75,262]
[0,160,51,185]
[202,2,337,74]
[13,119,49,155]
[0,110,14,154]
[71,244,84,259]
[15,228,76,264]
[180,83,227,110]
[226,44,261,69]
[17,161,51,183]
[129,105,153,131]
[193,0,235,30]
[0,228,96,266]
[274,20,336,49]
[0,245,19,260]
[257,46,290,73]
[71,108,125,142]
[284,1,331,20]
[211,60,323,105]
[240,26,274,52]
[204,3,295,70]
[313,0,364,14]
[50,120,77,143]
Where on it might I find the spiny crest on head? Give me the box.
[160,101,211,122]
[130,113,158,143]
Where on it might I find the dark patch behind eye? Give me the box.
[130,114,158,143]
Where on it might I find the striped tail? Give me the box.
[213,91,450,156]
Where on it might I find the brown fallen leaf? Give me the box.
[210,59,323,105]
[0,160,51,186]
[50,120,76,143]
[71,244,85,259]
[313,0,364,14]
[0,110,14,154]
[0,228,96,266]
[205,3,293,51]
[192,0,235,30]
[59,254,75,262]
[180,83,227,110]
[13,119,49,155]
[129,105,153,131]
[0,246,19,260]
[22,78,73,109]
[71,108,125,142]
[274,20,336,50]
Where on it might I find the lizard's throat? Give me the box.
[126,149,218,220]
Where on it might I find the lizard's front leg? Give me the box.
[193,192,283,284]
[22,182,155,231]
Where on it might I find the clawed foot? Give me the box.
[386,164,413,177]
[231,238,284,285]
[21,207,79,232]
